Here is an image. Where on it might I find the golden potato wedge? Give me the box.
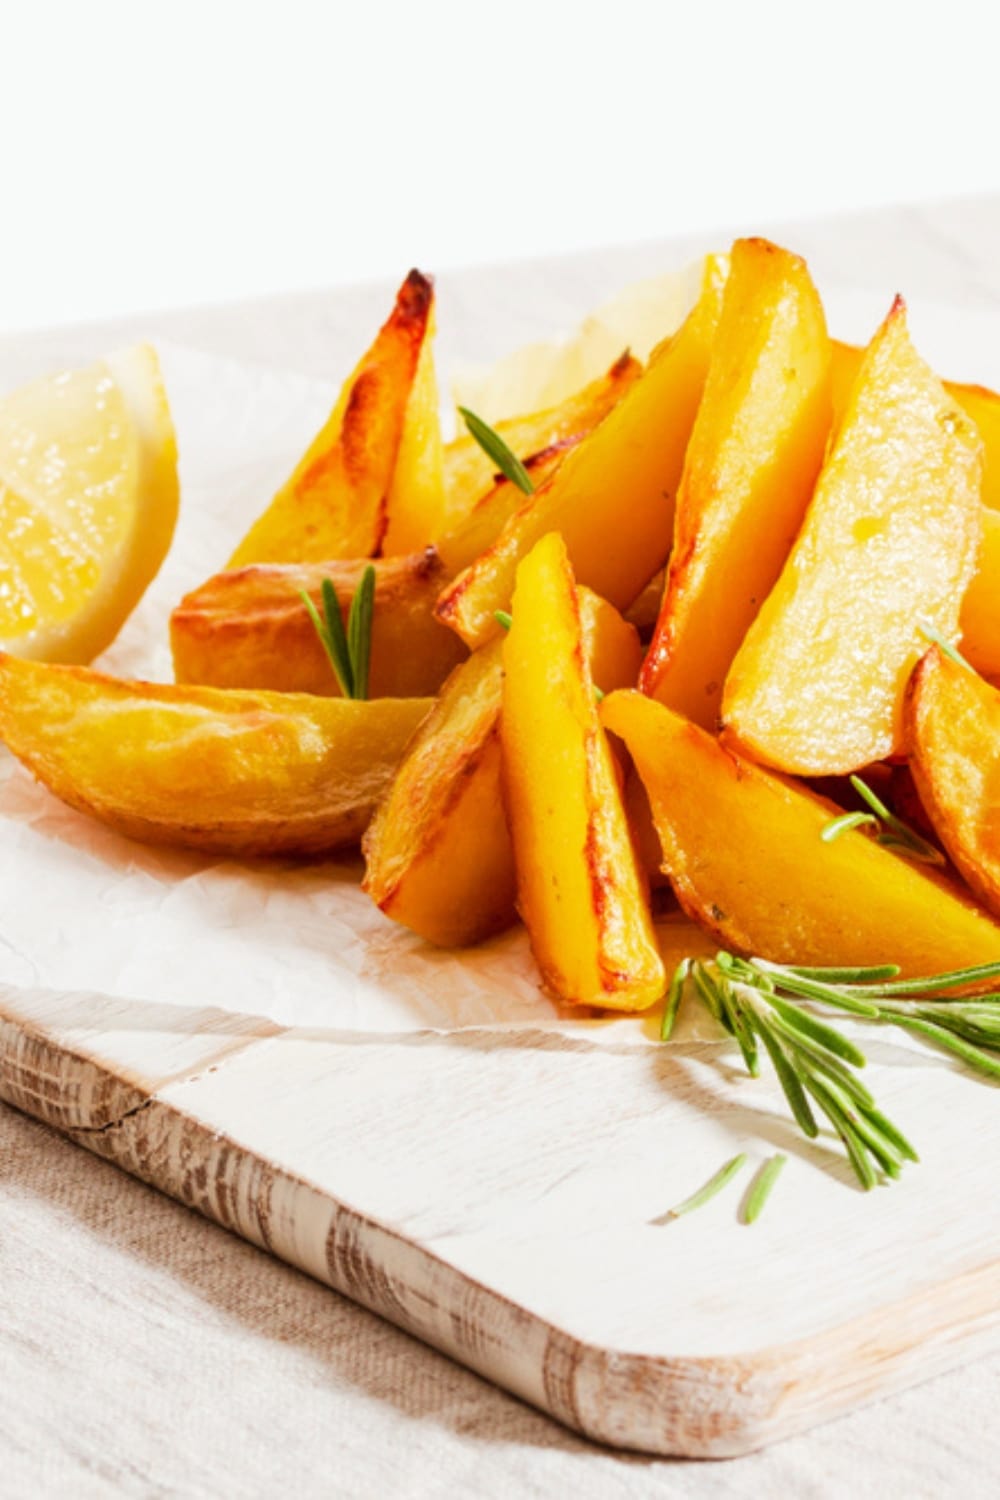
[833,338,1000,510]
[171,551,466,699]
[960,505,1000,681]
[603,689,1000,975]
[640,239,832,727]
[363,586,642,948]
[435,442,574,579]
[501,535,664,1009]
[435,257,728,651]
[440,352,640,535]
[450,256,709,423]
[382,298,447,555]
[905,646,1000,918]
[0,653,431,857]
[228,270,433,567]
[722,298,983,774]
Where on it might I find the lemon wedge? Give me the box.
[0,345,179,663]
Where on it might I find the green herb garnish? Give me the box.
[742,1154,786,1224]
[300,564,376,699]
[458,407,535,496]
[658,1153,747,1221]
[664,952,1000,1189]
[821,774,944,866]
[494,609,513,631]
[918,618,975,672]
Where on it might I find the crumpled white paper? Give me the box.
[0,342,717,1044]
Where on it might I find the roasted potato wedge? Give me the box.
[640,239,832,727]
[960,506,1000,681]
[603,689,1000,975]
[441,352,640,535]
[722,298,983,774]
[501,535,663,1009]
[435,257,728,650]
[363,586,642,948]
[171,551,466,698]
[451,256,709,423]
[905,646,1000,918]
[382,297,447,555]
[0,653,431,856]
[228,270,433,567]
[833,338,1000,510]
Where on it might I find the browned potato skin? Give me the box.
[363,587,643,949]
[0,652,431,857]
[171,551,467,698]
[905,646,1000,918]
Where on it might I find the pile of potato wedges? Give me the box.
[7,240,1000,1012]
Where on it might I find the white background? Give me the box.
[1,0,997,334]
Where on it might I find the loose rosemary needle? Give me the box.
[659,1153,748,1221]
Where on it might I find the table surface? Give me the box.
[5,194,1000,1498]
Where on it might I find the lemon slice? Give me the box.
[0,344,179,663]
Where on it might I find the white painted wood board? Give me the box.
[5,977,1000,1457]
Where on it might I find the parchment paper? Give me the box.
[0,343,714,1043]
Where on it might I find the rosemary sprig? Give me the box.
[821,774,944,866]
[742,1154,786,1224]
[918,618,975,673]
[300,564,376,699]
[458,407,536,495]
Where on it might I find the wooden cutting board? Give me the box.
[5,976,1000,1458]
[6,243,1000,1460]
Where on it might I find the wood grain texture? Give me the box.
[6,980,1000,1457]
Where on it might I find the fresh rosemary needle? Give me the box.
[660,1153,748,1220]
[918,618,975,673]
[821,774,944,866]
[300,564,376,700]
[742,1155,787,1224]
[458,407,536,496]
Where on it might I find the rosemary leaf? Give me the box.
[742,1155,787,1224]
[918,619,975,673]
[820,810,878,843]
[664,1153,748,1219]
[347,564,376,701]
[458,407,535,495]
[661,958,690,1041]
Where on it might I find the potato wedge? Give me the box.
[437,353,641,572]
[0,653,430,857]
[960,505,1000,681]
[833,338,1000,510]
[501,535,663,1008]
[603,689,1000,975]
[363,586,642,948]
[171,552,466,699]
[451,256,708,423]
[435,442,574,579]
[905,646,1000,918]
[441,352,640,535]
[722,298,983,774]
[435,257,728,650]
[228,270,433,567]
[640,238,832,727]
[382,298,447,555]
